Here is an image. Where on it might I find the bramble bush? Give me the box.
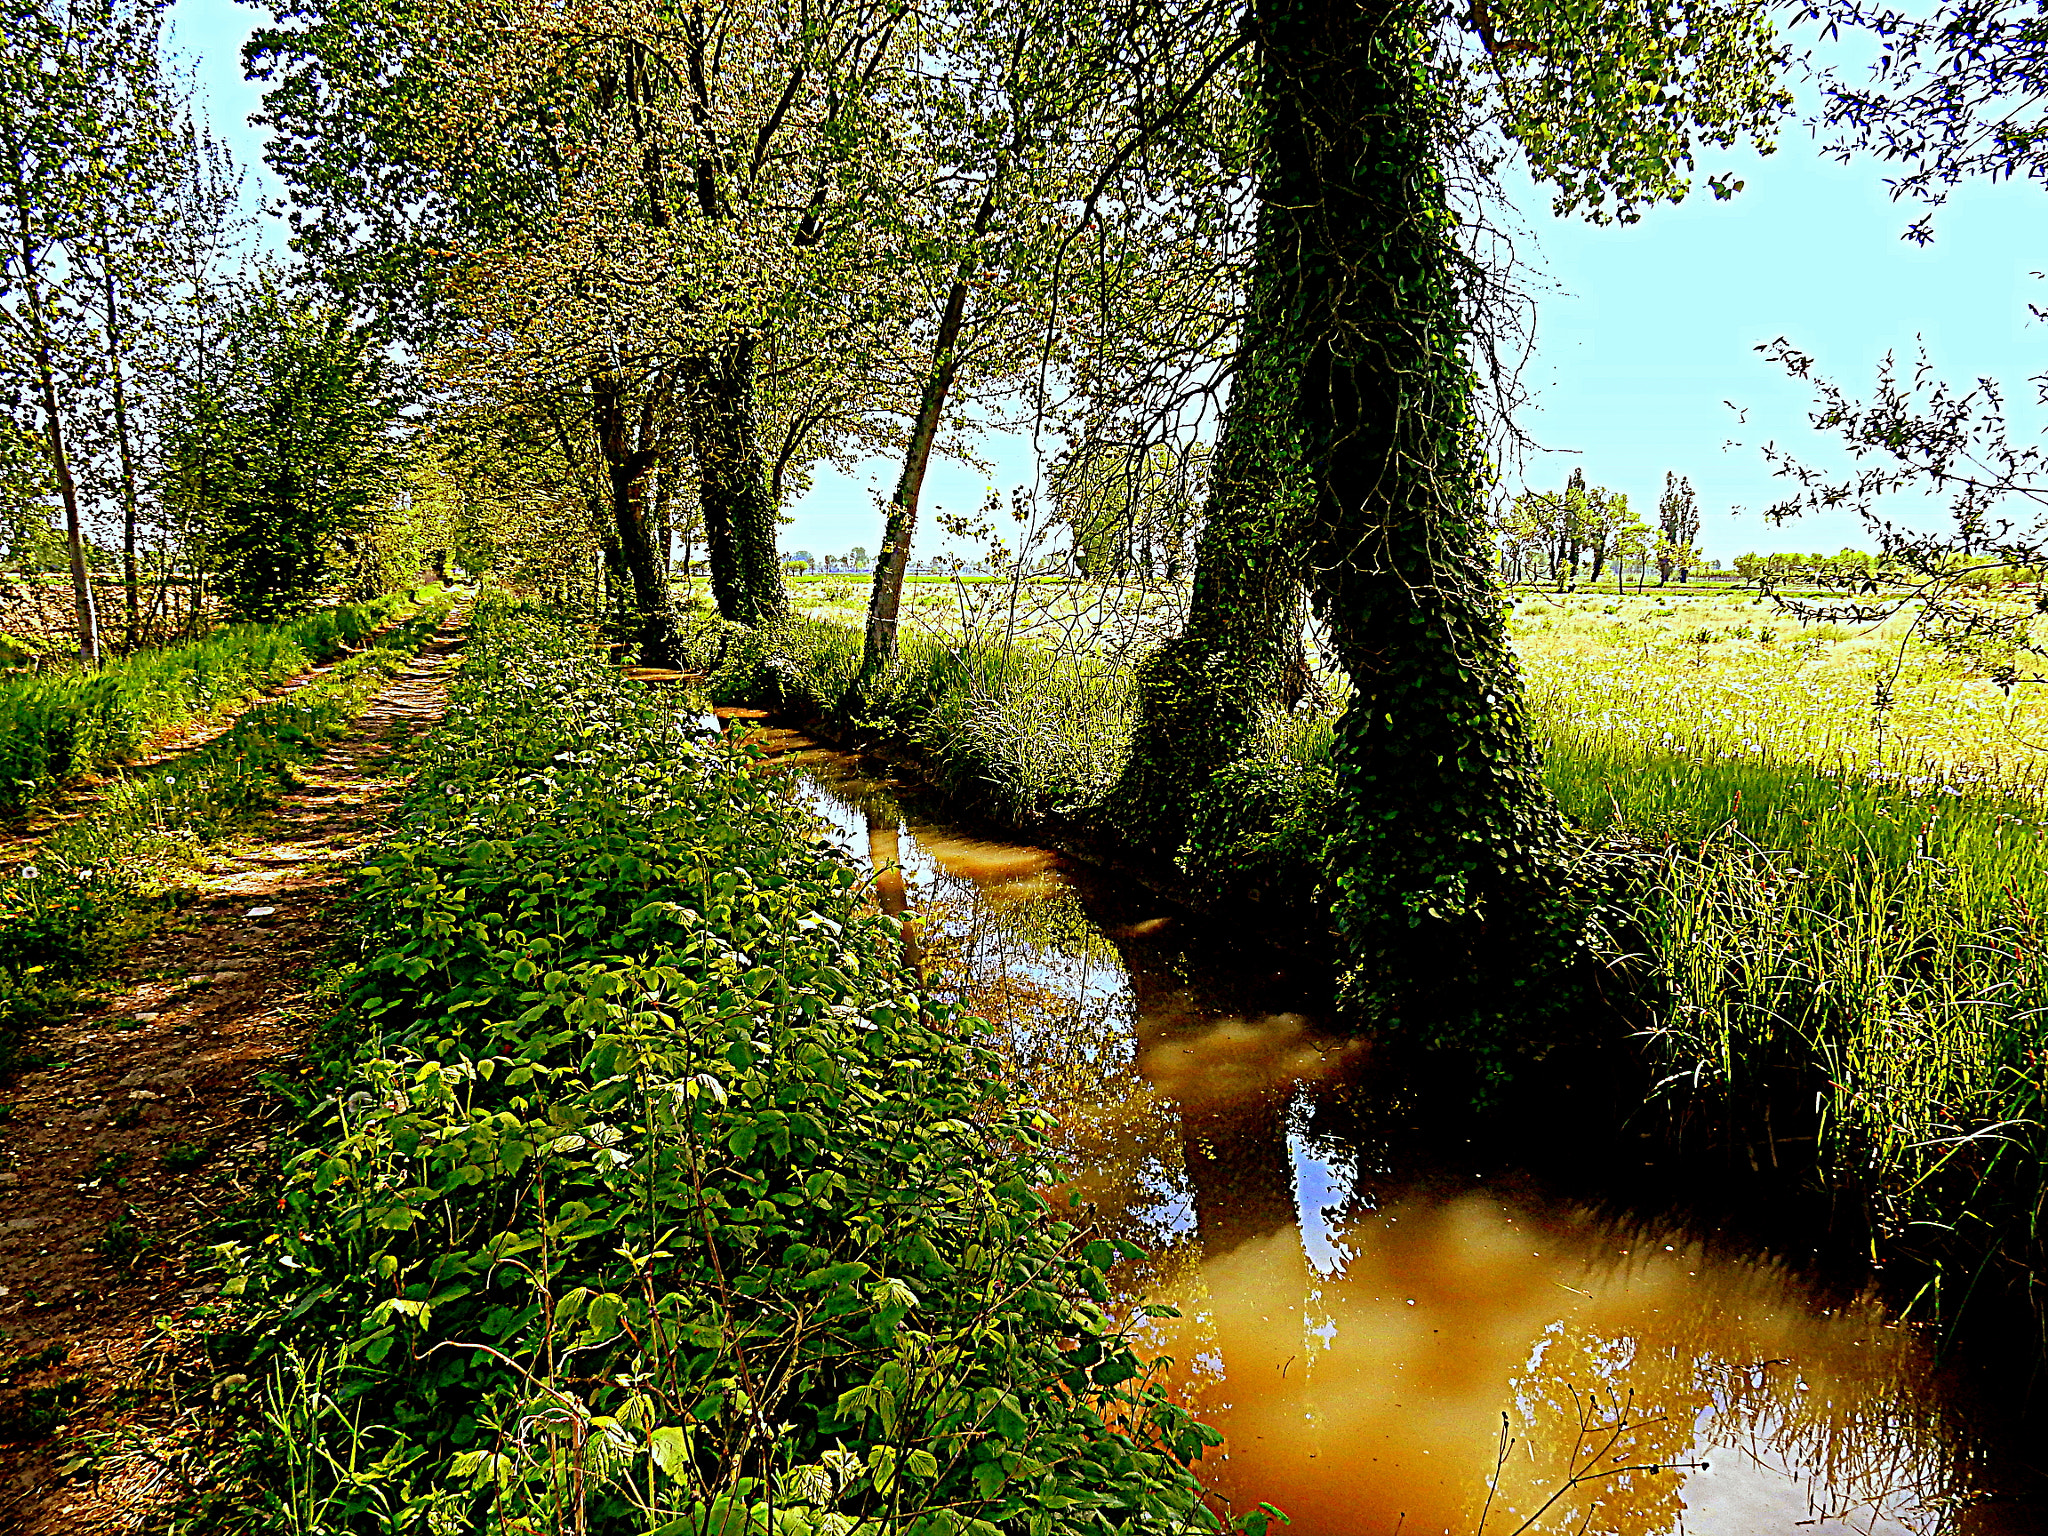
[206,599,1235,1536]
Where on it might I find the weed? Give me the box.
[97,1207,152,1266]
[91,1148,133,1181]
[0,1342,70,1383]
[0,593,415,818]
[161,1142,210,1173]
[2,1374,88,1438]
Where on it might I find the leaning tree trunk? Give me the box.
[686,341,788,628]
[863,289,970,682]
[864,180,1004,682]
[1285,0,1586,1067]
[1109,183,1321,854]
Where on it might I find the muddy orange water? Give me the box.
[745,725,2037,1536]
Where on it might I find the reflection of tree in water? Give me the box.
[1490,1257,1967,1536]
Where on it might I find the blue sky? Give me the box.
[168,0,2048,563]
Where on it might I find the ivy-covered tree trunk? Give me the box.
[687,341,789,628]
[1287,0,1585,1062]
[1109,186,1319,853]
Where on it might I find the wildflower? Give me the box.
[19,865,37,881]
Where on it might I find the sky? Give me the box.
[166,0,2048,564]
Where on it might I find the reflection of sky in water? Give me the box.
[752,730,2012,1536]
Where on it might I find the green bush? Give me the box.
[0,593,414,817]
[213,600,1225,1536]
[687,617,1138,826]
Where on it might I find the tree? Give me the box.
[1804,0,2048,245]
[1611,502,1654,591]
[248,0,952,656]
[166,284,397,621]
[855,0,1249,680]
[1756,339,2048,693]
[1115,0,1789,865]
[1752,0,2048,686]
[1656,471,1700,582]
[1501,467,1629,588]
[0,0,129,663]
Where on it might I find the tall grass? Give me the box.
[0,593,415,817]
[692,615,1138,822]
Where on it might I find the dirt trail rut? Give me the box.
[0,614,463,1534]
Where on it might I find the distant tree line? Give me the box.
[1495,469,1709,589]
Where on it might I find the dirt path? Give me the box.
[0,614,463,1534]
[0,609,439,874]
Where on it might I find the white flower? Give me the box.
[19,865,37,881]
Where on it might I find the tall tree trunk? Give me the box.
[5,195,98,664]
[99,257,141,652]
[590,374,682,665]
[686,341,788,627]
[863,290,972,681]
[863,178,1006,681]
[40,374,98,666]
[1282,0,1586,1062]
[1109,180,1319,854]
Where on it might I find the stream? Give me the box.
[735,716,2037,1536]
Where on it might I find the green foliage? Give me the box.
[0,596,450,1060]
[1469,0,1789,220]
[1049,445,1209,585]
[216,599,1221,1536]
[0,591,413,817]
[163,1141,213,1172]
[689,614,1138,825]
[163,281,400,622]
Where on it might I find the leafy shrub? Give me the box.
[215,600,1224,1536]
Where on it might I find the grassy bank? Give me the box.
[682,593,2048,1355]
[0,597,453,1066]
[0,592,425,819]
[200,599,1228,1536]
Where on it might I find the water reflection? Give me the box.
[744,725,2025,1536]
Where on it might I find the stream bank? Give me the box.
[747,717,2048,1536]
